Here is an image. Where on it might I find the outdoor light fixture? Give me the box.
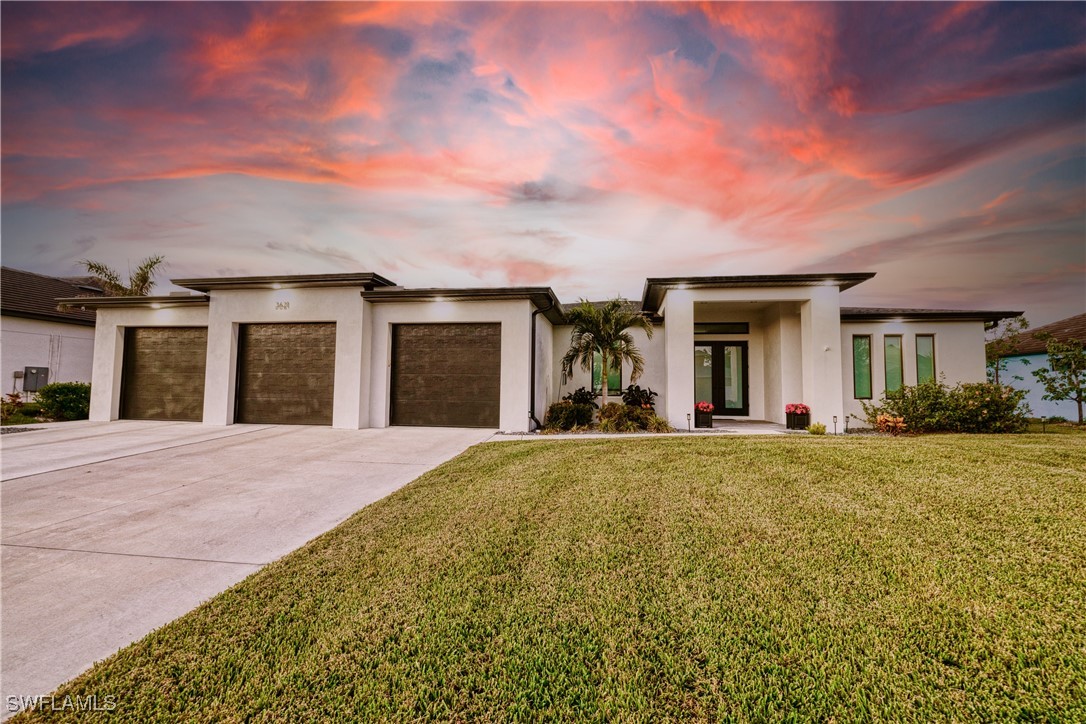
[271,283,282,290]
[1041,416,1047,433]
[686,413,691,432]
[150,303,162,309]
[833,415,838,435]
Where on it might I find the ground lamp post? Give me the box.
[832,415,838,435]
[686,413,691,432]
[1041,416,1047,433]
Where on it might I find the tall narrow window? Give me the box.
[884,335,903,393]
[916,334,935,384]
[853,336,872,399]
[592,351,622,395]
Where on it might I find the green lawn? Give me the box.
[21,435,1086,722]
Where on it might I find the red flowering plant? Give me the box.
[785,403,810,415]
[695,401,714,413]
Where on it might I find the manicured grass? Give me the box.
[21,435,1086,722]
[1026,419,1085,435]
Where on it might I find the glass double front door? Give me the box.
[694,341,749,416]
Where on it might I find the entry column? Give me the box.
[663,290,695,430]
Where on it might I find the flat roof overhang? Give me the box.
[641,273,877,315]
[841,307,1023,324]
[172,272,397,292]
[362,287,565,324]
[55,295,210,310]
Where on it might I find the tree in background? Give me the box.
[985,315,1030,384]
[561,299,653,409]
[79,255,166,296]
[1032,334,1085,423]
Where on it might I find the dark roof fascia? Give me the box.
[172,273,397,292]
[0,308,97,327]
[54,295,209,310]
[840,308,1023,323]
[641,273,876,314]
[362,287,565,324]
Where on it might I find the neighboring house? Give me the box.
[60,271,1019,431]
[1,267,103,397]
[990,312,1086,419]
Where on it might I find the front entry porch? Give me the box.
[660,286,846,431]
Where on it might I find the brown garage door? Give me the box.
[236,323,336,425]
[391,323,500,428]
[121,327,208,421]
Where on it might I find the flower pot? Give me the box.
[786,412,810,430]
[695,411,714,428]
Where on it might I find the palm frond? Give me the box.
[128,255,166,296]
[560,297,652,386]
[78,260,125,296]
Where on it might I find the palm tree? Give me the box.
[79,255,166,296]
[561,298,654,408]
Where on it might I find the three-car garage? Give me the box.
[71,276,556,432]
[116,321,503,428]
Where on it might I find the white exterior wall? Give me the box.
[367,299,534,432]
[533,314,554,428]
[202,287,366,428]
[760,303,804,424]
[1002,353,1079,419]
[840,319,987,426]
[88,305,211,421]
[1,315,96,395]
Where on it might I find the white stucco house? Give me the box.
[991,312,1085,420]
[1,267,102,397]
[59,271,1019,431]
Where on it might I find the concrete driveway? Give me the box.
[1,421,493,712]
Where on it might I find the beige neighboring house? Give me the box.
[60,270,1020,432]
[1,267,103,397]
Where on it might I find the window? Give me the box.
[916,334,935,384]
[853,335,872,399]
[592,351,622,395]
[694,322,749,334]
[884,335,903,393]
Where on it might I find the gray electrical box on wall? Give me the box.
[23,367,49,392]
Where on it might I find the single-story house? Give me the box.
[58,271,1019,431]
[2,266,103,397]
[990,312,1085,419]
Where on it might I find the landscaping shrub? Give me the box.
[863,379,1028,434]
[875,415,907,436]
[1,392,25,423]
[806,422,826,435]
[545,401,595,430]
[599,402,673,432]
[620,384,658,410]
[561,386,599,408]
[34,382,92,421]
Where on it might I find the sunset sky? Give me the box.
[2,2,1083,324]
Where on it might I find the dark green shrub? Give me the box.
[545,401,595,430]
[863,380,1027,434]
[562,386,599,408]
[35,382,91,421]
[621,384,658,410]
